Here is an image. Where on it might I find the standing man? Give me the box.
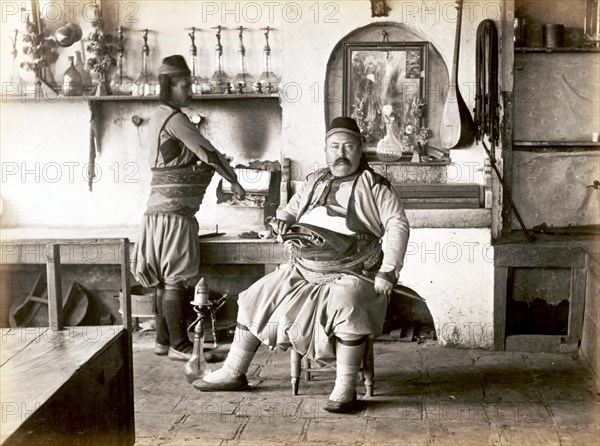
[194,117,409,413]
[132,55,245,361]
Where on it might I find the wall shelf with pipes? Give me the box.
[1,93,280,103]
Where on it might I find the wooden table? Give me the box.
[493,234,600,351]
[198,235,286,273]
[1,326,134,446]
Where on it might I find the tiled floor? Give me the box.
[132,331,599,445]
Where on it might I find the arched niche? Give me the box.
[325,22,449,150]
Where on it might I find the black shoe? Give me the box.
[154,343,169,356]
[191,374,249,391]
[323,392,359,414]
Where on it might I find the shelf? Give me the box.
[514,141,600,146]
[515,47,600,53]
[513,141,600,151]
[1,92,280,103]
[89,93,280,101]
[369,160,452,166]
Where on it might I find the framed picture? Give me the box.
[343,42,428,160]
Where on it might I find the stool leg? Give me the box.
[290,349,302,396]
[363,338,375,397]
[303,358,312,382]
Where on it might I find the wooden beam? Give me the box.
[568,267,587,339]
[119,239,132,332]
[118,237,135,444]
[45,244,63,331]
[494,245,585,267]
[494,266,509,351]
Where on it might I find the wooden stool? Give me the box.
[290,337,375,397]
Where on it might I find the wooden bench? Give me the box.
[0,239,134,446]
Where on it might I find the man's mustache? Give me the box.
[334,157,351,165]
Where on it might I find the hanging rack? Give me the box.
[474,19,536,242]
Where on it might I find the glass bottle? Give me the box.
[208,26,231,94]
[110,26,134,96]
[255,27,280,94]
[75,50,92,93]
[376,104,404,162]
[184,312,212,383]
[134,29,158,96]
[232,26,254,94]
[42,65,59,94]
[5,29,24,94]
[62,56,83,96]
[184,278,212,383]
[186,27,206,95]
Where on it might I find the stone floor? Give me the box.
[132,331,600,445]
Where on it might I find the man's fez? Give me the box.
[326,117,364,142]
[158,55,191,77]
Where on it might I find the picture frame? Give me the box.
[343,42,428,160]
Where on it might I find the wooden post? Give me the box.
[569,267,587,339]
[46,244,63,331]
[120,238,135,443]
[120,238,132,332]
[494,266,509,351]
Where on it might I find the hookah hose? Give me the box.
[475,19,499,149]
[188,294,229,348]
[475,19,536,242]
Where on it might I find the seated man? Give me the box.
[194,117,410,413]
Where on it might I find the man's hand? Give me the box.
[374,276,394,297]
[231,182,246,200]
[374,270,397,297]
[268,218,290,235]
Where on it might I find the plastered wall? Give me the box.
[401,228,495,347]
